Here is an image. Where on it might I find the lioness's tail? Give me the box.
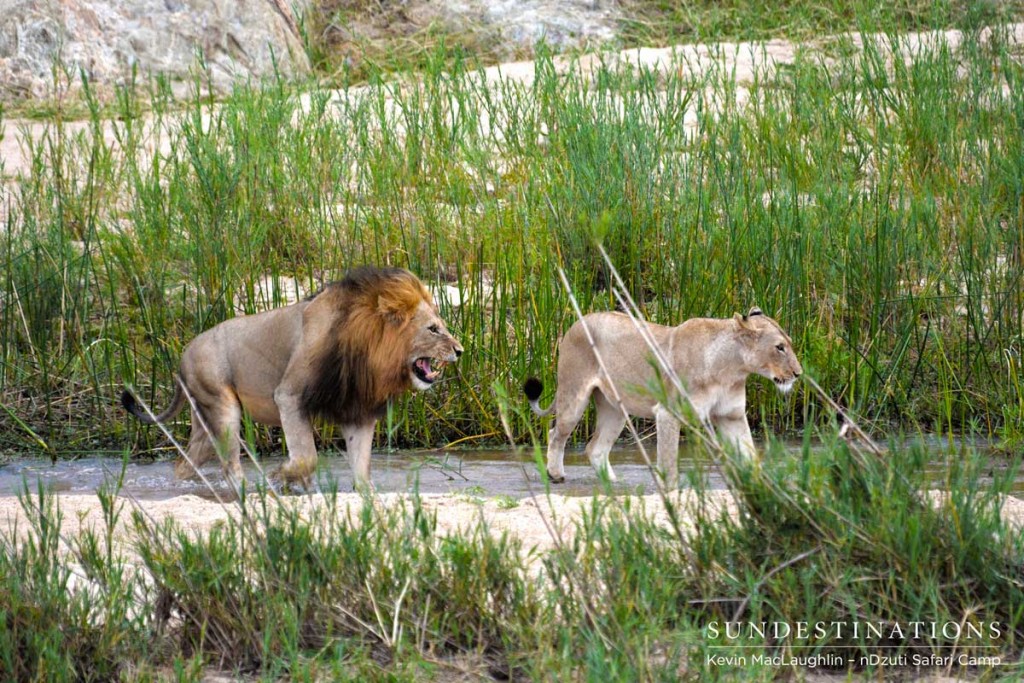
[523,377,555,417]
[121,378,187,425]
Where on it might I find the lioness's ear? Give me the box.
[734,312,759,335]
[747,307,763,318]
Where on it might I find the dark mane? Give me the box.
[300,266,430,425]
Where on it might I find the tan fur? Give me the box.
[123,267,463,489]
[526,307,801,489]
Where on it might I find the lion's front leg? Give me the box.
[273,385,320,490]
[343,422,376,492]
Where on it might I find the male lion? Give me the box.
[524,307,801,489]
[122,266,463,489]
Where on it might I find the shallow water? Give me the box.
[0,446,697,502]
[0,438,1018,502]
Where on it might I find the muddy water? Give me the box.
[0,440,1017,502]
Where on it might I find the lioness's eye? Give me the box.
[775,343,785,352]
[429,324,440,334]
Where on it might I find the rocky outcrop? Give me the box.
[447,0,619,54]
[0,0,310,101]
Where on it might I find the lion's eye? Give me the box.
[775,343,786,352]
[429,324,440,334]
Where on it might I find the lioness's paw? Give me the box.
[223,463,244,485]
[173,458,202,481]
[546,471,566,484]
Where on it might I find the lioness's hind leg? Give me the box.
[586,392,625,481]
[545,385,593,483]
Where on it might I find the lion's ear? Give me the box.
[747,307,763,318]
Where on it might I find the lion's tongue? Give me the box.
[417,358,440,381]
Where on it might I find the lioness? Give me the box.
[524,307,801,489]
[122,266,463,489]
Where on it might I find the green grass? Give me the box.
[1,432,1020,679]
[0,481,146,681]
[1,26,1022,455]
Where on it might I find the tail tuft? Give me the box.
[120,378,186,425]
[523,377,544,401]
[121,389,138,415]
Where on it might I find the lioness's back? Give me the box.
[562,311,675,346]
[556,312,676,414]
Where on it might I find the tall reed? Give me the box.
[1,28,1022,455]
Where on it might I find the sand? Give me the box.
[2,486,1021,559]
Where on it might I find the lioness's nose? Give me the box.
[454,344,463,359]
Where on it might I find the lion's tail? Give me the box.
[121,378,187,425]
[523,377,555,417]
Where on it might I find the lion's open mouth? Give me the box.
[412,357,447,385]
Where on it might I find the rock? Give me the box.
[409,0,621,59]
[438,0,618,56]
[463,0,620,53]
[233,273,309,315]
[0,0,311,102]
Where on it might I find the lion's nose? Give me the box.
[454,344,463,359]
